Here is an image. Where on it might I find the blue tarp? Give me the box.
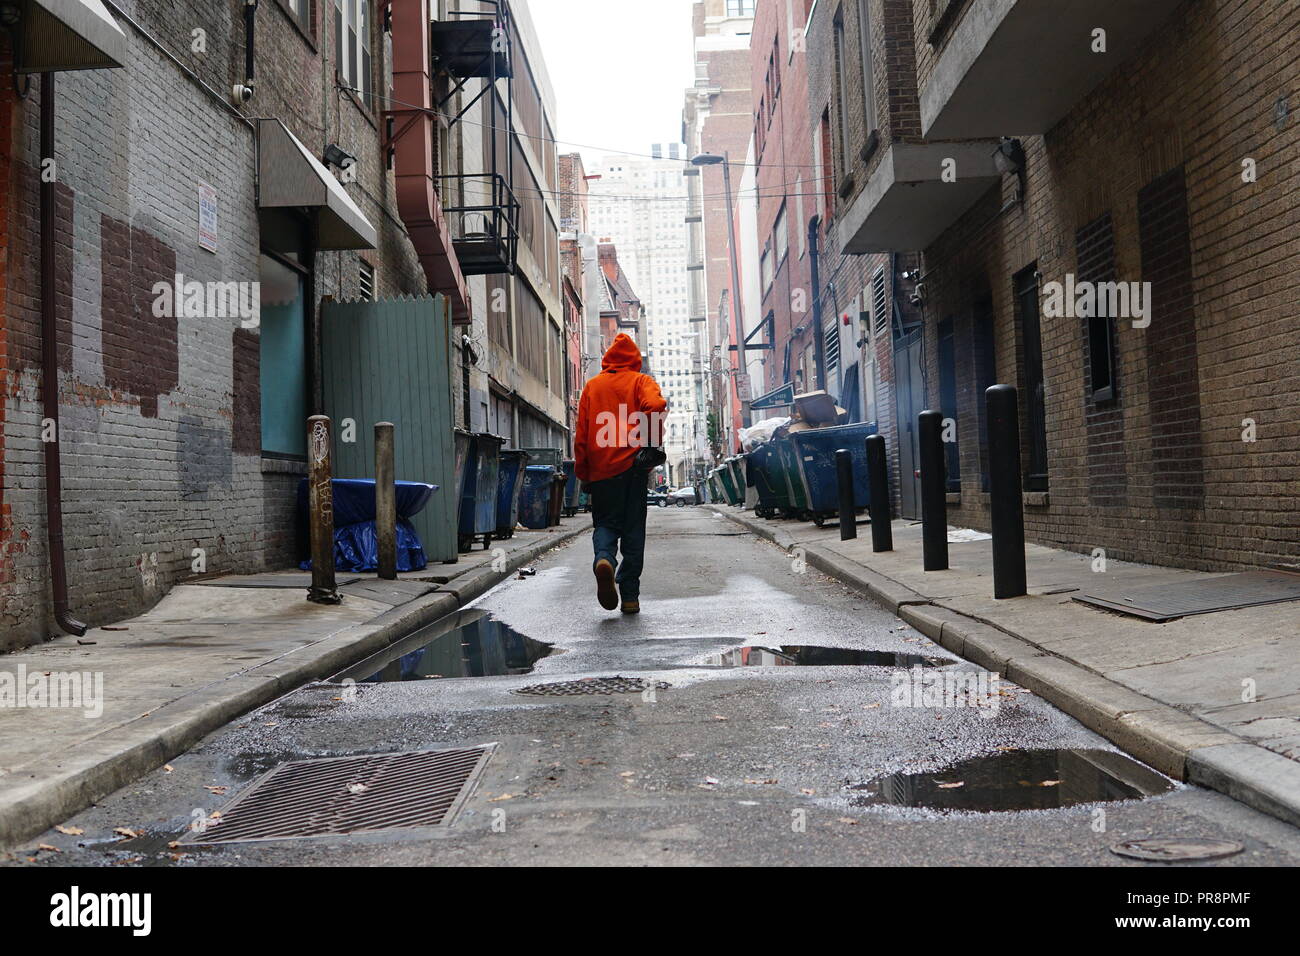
[297,478,438,573]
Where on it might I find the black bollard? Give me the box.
[866,434,893,552]
[836,448,857,540]
[918,410,948,571]
[986,384,1027,598]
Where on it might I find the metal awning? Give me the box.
[255,119,377,251]
[9,0,128,72]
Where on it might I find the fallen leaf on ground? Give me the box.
[36,844,59,853]
[54,825,83,836]
[744,779,778,785]
[838,817,859,826]
[1040,780,1061,787]
[163,765,174,774]
[488,793,514,802]
[936,782,965,790]
[800,788,816,795]
[711,715,728,721]
[619,771,636,778]
[113,827,141,839]
[204,786,227,795]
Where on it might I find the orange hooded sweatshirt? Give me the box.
[574,334,668,483]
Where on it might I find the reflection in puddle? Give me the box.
[849,748,1173,813]
[347,610,554,683]
[702,645,949,668]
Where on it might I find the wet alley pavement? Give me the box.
[9,509,1300,866]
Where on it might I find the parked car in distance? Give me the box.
[647,489,669,508]
[666,486,698,507]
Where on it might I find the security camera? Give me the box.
[910,282,926,306]
[231,83,254,105]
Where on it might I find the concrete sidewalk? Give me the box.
[0,521,586,848]
[712,506,1300,829]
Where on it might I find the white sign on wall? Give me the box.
[197,182,218,252]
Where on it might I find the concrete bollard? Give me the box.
[866,434,893,553]
[375,421,397,581]
[307,415,341,604]
[836,448,857,541]
[986,384,1027,598]
[918,409,949,571]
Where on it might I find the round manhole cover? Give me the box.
[1109,838,1244,862]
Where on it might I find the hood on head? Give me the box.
[602,333,642,372]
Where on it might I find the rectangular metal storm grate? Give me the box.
[1075,570,1300,622]
[180,745,494,845]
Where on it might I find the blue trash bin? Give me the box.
[296,478,438,573]
[790,422,880,526]
[519,465,557,530]
[495,449,531,539]
[459,433,505,551]
[561,460,579,516]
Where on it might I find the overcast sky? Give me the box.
[527,0,699,167]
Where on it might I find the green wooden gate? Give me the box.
[320,295,458,563]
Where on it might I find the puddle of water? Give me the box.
[701,645,949,668]
[342,610,554,683]
[849,748,1173,813]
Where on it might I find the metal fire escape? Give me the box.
[428,1,521,276]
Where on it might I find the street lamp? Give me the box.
[690,151,752,429]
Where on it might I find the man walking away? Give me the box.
[574,334,668,614]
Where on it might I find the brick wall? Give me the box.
[806,0,923,519]
[1,0,430,648]
[915,0,1300,571]
[750,0,818,396]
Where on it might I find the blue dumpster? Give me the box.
[297,478,437,573]
[519,465,557,530]
[495,449,531,539]
[561,460,580,517]
[459,433,505,551]
[790,422,880,526]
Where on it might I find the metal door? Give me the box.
[893,328,924,519]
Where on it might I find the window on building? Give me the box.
[817,109,834,220]
[287,0,314,36]
[856,0,877,133]
[727,0,755,15]
[774,203,788,265]
[259,251,309,458]
[832,9,851,182]
[760,246,774,292]
[1076,213,1119,404]
[938,317,961,491]
[335,0,372,110]
[358,259,375,301]
[871,267,888,336]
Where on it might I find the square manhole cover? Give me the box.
[180,745,494,845]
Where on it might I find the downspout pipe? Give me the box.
[40,72,86,637]
[233,0,257,104]
[809,216,827,392]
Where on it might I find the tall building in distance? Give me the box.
[587,146,697,482]
[684,0,756,459]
